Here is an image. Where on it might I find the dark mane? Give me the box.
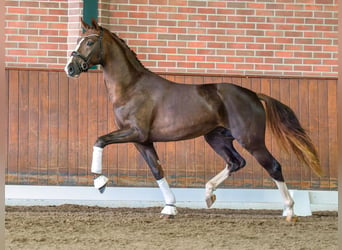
[110,32,149,73]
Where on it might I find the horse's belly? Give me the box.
[149,114,219,142]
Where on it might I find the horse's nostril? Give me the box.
[68,65,75,75]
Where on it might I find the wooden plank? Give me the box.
[7,70,19,184]
[18,70,30,184]
[68,76,80,185]
[288,78,301,188]
[28,71,39,184]
[327,79,337,189]
[48,71,59,185]
[279,79,294,187]
[38,71,49,185]
[308,79,320,189]
[77,72,90,185]
[317,79,330,189]
[58,72,69,184]
[299,79,311,189]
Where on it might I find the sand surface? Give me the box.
[5,205,337,250]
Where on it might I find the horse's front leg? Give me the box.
[91,127,142,193]
[135,143,178,218]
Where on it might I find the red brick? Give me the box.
[227,57,243,63]
[149,54,166,60]
[18,56,37,63]
[188,41,206,48]
[188,56,205,61]
[275,51,293,57]
[275,65,292,71]
[7,7,26,14]
[246,57,263,63]
[248,3,266,9]
[304,59,321,64]
[28,8,48,15]
[208,1,226,8]
[138,33,157,40]
[284,59,302,64]
[158,61,176,67]
[256,64,273,71]
[294,65,312,71]
[197,62,215,68]
[216,63,234,69]
[168,55,186,61]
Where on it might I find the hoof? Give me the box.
[160,214,175,219]
[160,205,178,218]
[98,185,107,194]
[286,215,298,223]
[206,194,216,208]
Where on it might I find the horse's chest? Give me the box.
[113,105,132,127]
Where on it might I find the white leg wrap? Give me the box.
[205,166,230,196]
[273,180,295,219]
[91,146,103,174]
[205,165,230,208]
[157,178,178,216]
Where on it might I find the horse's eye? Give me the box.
[87,40,94,46]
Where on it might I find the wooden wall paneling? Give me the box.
[5,69,337,190]
[77,73,89,185]
[299,79,311,189]
[18,70,29,184]
[38,71,49,185]
[317,79,330,189]
[67,76,79,185]
[28,71,39,185]
[308,79,320,189]
[278,79,294,187]
[47,71,59,185]
[57,72,69,185]
[7,70,19,184]
[327,79,337,189]
[288,78,301,188]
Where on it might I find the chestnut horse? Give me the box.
[65,19,322,221]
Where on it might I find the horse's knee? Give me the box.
[94,136,106,148]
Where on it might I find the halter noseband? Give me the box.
[71,28,104,72]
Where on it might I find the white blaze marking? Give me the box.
[64,37,85,74]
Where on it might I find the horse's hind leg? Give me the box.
[204,128,246,208]
[245,143,295,221]
[134,142,177,218]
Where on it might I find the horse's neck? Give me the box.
[102,56,145,105]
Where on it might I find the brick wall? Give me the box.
[5,0,82,68]
[6,0,338,77]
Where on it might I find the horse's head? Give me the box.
[65,18,104,78]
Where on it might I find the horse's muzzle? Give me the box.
[65,62,81,78]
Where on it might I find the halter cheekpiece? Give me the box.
[71,28,104,72]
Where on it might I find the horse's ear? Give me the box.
[91,18,100,30]
[81,18,91,31]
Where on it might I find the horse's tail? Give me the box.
[257,93,323,177]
